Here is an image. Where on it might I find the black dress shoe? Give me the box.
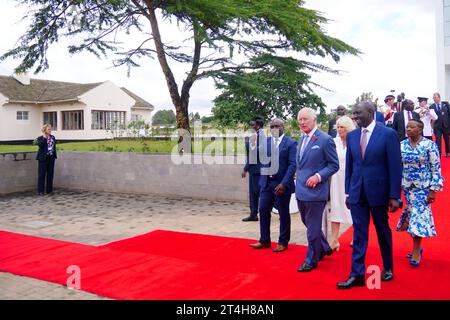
[336,276,365,289]
[297,263,317,272]
[242,216,258,222]
[381,269,394,281]
[319,248,333,261]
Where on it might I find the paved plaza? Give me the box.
[0,189,350,299]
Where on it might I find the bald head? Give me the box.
[336,105,347,116]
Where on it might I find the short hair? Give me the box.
[297,107,317,121]
[251,116,264,128]
[270,118,284,126]
[358,101,375,114]
[336,116,356,131]
[433,92,441,98]
[408,119,424,130]
[41,124,52,133]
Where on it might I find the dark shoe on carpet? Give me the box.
[336,276,365,289]
[249,242,270,249]
[319,248,333,261]
[272,244,287,253]
[37,192,45,196]
[381,269,394,281]
[242,216,258,222]
[297,263,317,272]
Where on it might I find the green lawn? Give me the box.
[0,139,246,155]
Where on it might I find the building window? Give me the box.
[131,114,143,121]
[91,110,126,130]
[62,110,84,130]
[43,112,57,129]
[16,111,29,120]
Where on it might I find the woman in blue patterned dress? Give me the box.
[396,119,444,267]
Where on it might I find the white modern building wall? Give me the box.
[436,0,450,100]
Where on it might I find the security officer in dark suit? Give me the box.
[242,117,265,221]
[36,124,57,196]
[328,105,347,138]
[430,92,450,157]
[393,99,420,140]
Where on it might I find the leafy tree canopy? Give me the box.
[2,0,359,134]
[212,55,327,127]
[152,109,176,125]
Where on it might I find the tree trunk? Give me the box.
[143,1,190,151]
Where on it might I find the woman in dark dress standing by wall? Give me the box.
[36,124,57,196]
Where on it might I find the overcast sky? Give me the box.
[0,0,437,116]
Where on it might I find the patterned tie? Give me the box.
[437,104,441,114]
[299,135,309,160]
[360,129,368,159]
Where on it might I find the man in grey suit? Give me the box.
[296,108,340,272]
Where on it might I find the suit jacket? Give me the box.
[393,110,420,140]
[259,135,297,194]
[345,123,402,206]
[36,135,57,161]
[375,111,385,124]
[430,102,450,130]
[328,117,337,138]
[243,129,265,175]
[295,129,339,202]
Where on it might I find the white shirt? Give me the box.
[273,133,284,148]
[403,110,413,131]
[249,129,262,150]
[360,120,376,147]
[420,108,438,137]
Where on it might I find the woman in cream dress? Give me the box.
[328,116,355,251]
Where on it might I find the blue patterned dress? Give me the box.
[396,138,444,238]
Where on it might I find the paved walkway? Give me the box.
[0,189,350,299]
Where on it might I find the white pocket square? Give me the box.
[311,145,320,150]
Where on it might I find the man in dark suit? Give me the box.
[249,118,297,252]
[375,109,385,124]
[36,124,58,196]
[337,102,401,289]
[328,105,347,138]
[393,99,420,140]
[242,117,265,222]
[430,92,450,157]
[296,108,339,272]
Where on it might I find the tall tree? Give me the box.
[212,56,326,127]
[2,0,358,136]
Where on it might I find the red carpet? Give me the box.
[1,158,449,299]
